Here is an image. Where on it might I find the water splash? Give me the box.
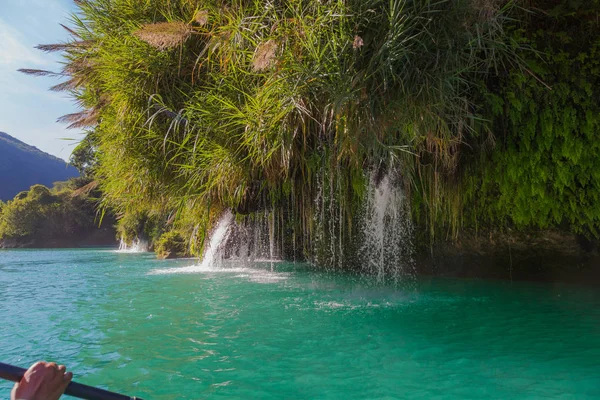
[151,209,282,275]
[117,237,149,253]
[199,210,234,268]
[151,211,234,274]
[150,261,290,283]
[359,171,414,282]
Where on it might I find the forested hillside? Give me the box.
[0,132,79,201]
[0,180,116,248]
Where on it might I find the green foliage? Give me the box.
[0,183,98,241]
[463,1,600,237]
[115,209,163,245]
[29,184,54,205]
[155,231,187,259]
[30,0,522,261]
[0,198,39,238]
[70,133,98,177]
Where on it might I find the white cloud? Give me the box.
[0,16,66,100]
[0,19,48,67]
[0,73,67,99]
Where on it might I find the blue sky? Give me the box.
[0,0,79,160]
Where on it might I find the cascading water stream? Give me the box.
[308,164,414,280]
[199,210,234,268]
[155,170,413,280]
[226,209,282,263]
[153,209,282,274]
[358,171,414,282]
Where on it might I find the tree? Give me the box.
[69,133,98,177]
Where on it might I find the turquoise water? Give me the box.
[1,249,599,399]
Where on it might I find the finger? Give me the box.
[31,361,46,369]
[60,371,73,393]
[29,361,46,373]
[58,365,66,373]
[24,361,46,380]
[46,362,58,369]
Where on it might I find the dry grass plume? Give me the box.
[252,40,278,71]
[194,10,209,26]
[133,22,193,50]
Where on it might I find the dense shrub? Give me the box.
[24,0,600,263]
[155,231,187,259]
[0,182,101,244]
[27,0,519,263]
[463,1,600,237]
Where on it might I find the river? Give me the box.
[1,249,599,399]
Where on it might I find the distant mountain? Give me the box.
[0,132,79,201]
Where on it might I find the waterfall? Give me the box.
[150,209,285,277]
[224,210,282,263]
[199,210,234,268]
[154,208,283,272]
[117,237,149,253]
[152,170,413,281]
[358,171,414,282]
[311,164,340,269]
[153,168,414,280]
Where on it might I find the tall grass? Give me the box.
[27,0,521,260]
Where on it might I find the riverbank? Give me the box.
[417,230,600,284]
[0,226,116,249]
[3,217,599,285]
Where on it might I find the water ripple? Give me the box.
[1,249,599,399]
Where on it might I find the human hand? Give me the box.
[11,361,72,400]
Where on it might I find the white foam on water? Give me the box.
[150,263,290,283]
[284,299,398,313]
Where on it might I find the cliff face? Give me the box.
[0,132,79,201]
